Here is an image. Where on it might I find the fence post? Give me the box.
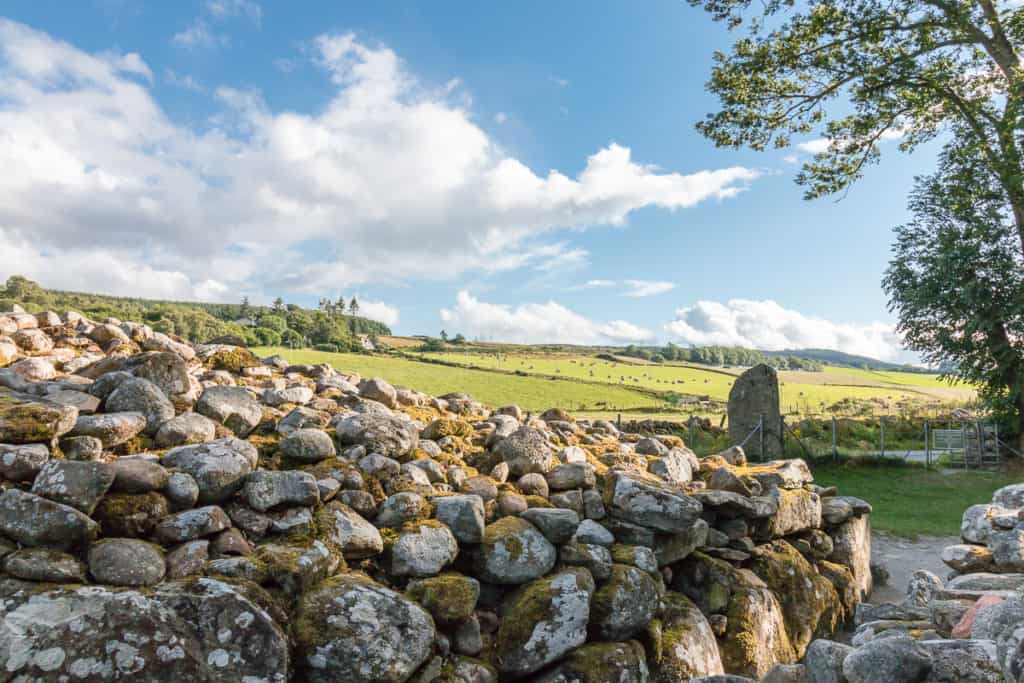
[924,419,931,469]
[779,415,785,456]
[758,413,765,463]
[831,416,837,463]
[616,413,621,431]
[880,415,886,459]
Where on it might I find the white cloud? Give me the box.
[796,127,906,155]
[171,20,221,49]
[440,291,653,344]
[206,0,262,24]
[165,69,204,92]
[585,279,616,287]
[782,154,799,164]
[0,20,758,303]
[353,298,400,327]
[665,299,906,361]
[623,280,675,297]
[494,111,507,124]
[549,76,569,87]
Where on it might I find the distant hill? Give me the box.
[763,348,930,373]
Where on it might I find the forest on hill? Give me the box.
[0,275,391,352]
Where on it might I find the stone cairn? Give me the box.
[0,307,874,682]
[802,487,1024,683]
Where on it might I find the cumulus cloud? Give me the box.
[0,19,757,304]
[353,298,400,327]
[440,291,653,344]
[665,299,905,361]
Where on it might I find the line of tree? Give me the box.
[619,343,823,371]
[0,276,391,352]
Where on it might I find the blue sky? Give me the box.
[0,1,939,360]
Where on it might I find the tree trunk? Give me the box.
[1016,393,1024,457]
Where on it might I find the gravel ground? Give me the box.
[870,531,958,604]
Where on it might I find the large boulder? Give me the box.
[0,443,49,481]
[589,563,660,641]
[87,538,166,587]
[494,426,555,476]
[0,578,289,680]
[125,351,193,399]
[842,632,931,683]
[493,568,594,676]
[0,488,99,548]
[0,387,78,444]
[649,592,724,682]
[161,438,258,504]
[727,363,782,460]
[293,574,435,683]
[475,517,557,584]
[676,553,796,678]
[333,411,419,459]
[829,514,873,601]
[69,412,147,447]
[750,540,842,657]
[154,412,217,448]
[30,459,115,515]
[604,469,703,533]
[533,640,650,683]
[315,502,384,559]
[196,386,263,436]
[105,377,175,435]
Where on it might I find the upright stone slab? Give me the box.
[728,363,782,460]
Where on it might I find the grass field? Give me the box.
[413,350,974,416]
[253,347,663,412]
[252,346,974,418]
[812,461,1016,537]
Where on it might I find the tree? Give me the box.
[349,297,360,316]
[240,296,251,320]
[440,329,449,342]
[690,0,1024,255]
[453,333,467,344]
[259,314,287,333]
[883,141,1024,444]
[272,297,285,313]
[335,295,347,315]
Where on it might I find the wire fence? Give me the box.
[614,412,1017,469]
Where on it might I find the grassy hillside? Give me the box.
[411,349,973,415]
[253,344,975,420]
[254,347,665,412]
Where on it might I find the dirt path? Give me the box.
[870,531,958,604]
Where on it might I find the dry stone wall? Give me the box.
[795,484,1024,683]
[0,307,874,682]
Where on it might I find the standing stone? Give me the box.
[727,364,782,460]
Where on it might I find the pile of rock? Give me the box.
[794,485,1024,682]
[0,306,873,681]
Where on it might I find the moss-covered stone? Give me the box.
[405,572,480,624]
[92,491,170,537]
[750,540,841,658]
[493,568,594,675]
[531,640,649,682]
[203,346,260,373]
[422,418,474,441]
[646,592,724,681]
[0,388,78,444]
